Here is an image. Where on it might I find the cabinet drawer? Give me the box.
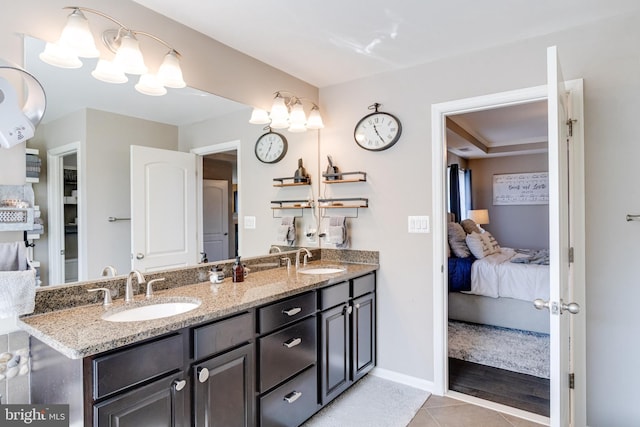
[352,273,375,298]
[319,281,349,310]
[258,292,316,334]
[193,311,253,360]
[260,365,318,427]
[93,333,184,400]
[259,316,316,392]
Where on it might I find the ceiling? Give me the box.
[126,0,639,157]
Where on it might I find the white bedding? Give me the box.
[464,248,550,302]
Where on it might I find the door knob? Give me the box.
[534,299,580,315]
[172,379,186,392]
[197,367,210,383]
[136,253,145,260]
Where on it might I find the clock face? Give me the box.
[255,131,288,163]
[354,112,402,151]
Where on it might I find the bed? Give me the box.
[447,222,550,334]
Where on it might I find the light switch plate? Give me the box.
[408,215,430,233]
[244,216,256,229]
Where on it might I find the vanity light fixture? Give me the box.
[249,91,324,132]
[39,6,186,96]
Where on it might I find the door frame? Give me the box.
[431,80,585,425]
[191,140,242,259]
[47,141,83,285]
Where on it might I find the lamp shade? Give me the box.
[288,101,307,129]
[114,32,148,75]
[468,209,490,225]
[306,107,324,129]
[91,59,128,84]
[135,74,167,96]
[157,50,186,88]
[39,42,82,69]
[269,94,289,122]
[58,9,100,58]
[249,108,270,124]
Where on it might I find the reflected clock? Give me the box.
[255,131,288,163]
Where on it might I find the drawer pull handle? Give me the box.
[284,391,302,403]
[198,367,210,383]
[283,337,302,348]
[282,307,302,316]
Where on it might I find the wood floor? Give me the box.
[448,357,550,417]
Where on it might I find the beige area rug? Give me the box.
[302,375,430,427]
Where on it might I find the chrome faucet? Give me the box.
[125,270,146,303]
[101,265,117,277]
[269,245,282,254]
[295,248,312,270]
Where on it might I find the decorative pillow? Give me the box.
[465,232,492,259]
[447,222,470,258]
[482,231,501,253]
[460,219,478,234]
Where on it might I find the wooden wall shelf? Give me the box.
[322,171,367,184]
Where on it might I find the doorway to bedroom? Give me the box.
[444,101,551,417]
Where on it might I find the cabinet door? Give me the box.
[320,303,351,405]
[351,292,376,382]
[94,371,187,427]
[193,343,254,427]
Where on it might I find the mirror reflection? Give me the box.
[25,37,260,285]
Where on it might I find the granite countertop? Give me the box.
[18,261,377,359]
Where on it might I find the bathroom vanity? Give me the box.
[20,260,377,427]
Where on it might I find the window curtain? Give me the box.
[448,164,473,222]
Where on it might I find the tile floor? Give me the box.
[407,395,543,427]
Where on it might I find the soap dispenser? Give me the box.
[232,256,244,282]
[294,158,308,183]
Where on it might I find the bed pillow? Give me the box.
[482,231,501,253]
[460,219,478,234]
[448,222,470,258]
[465,232,492,259]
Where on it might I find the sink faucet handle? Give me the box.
[146,278,166,299]
[281,257,291,271]
[88,288,113,306]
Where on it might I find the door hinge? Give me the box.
[569,373,575,389]
[566,119,577,137]
[569,247,574,263]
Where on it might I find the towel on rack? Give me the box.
[328,216,348,248]
[277,216,297,246]
[0,242,36,318]
[0,242,28,272]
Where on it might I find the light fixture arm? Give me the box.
[64,6,182,57]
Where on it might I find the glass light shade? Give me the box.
[91,59,128,84]
[157,51,186,88]
[39,42,82,69]
[269,117,289,129]
[468,209,490,225]
[249,108,270,124]
[135,74,167,96]
[289,102,307,127]
[58,9,100,58]
[114,33,148,75]
[306,107,325,129]
[269,95,289,122]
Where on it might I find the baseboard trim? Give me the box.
[370,367,435,392]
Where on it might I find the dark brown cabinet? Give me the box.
[193,343,254,427]
[319,273,376,405]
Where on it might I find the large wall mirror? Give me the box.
[23,36,320,288]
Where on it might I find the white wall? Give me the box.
[320,11,640,426]
[179,109,320,257]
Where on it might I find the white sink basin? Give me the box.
[298,267,345,275]
[102,299,201,322]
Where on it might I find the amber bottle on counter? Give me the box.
[232,256,244,282]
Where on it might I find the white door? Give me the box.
[130,146,198,272]
[202,179,229,262]
[546,45,579,427]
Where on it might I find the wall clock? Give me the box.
[354,103,402,151]
[255,130,288,163]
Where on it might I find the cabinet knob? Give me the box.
[355,303,360,309]
[136,253,145,260]
[197,367,210,383]
[283,337,302,348]
[172,379,186,392]
[283,391,302,404]
[344,305,353,315]
[282,307,302,316]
